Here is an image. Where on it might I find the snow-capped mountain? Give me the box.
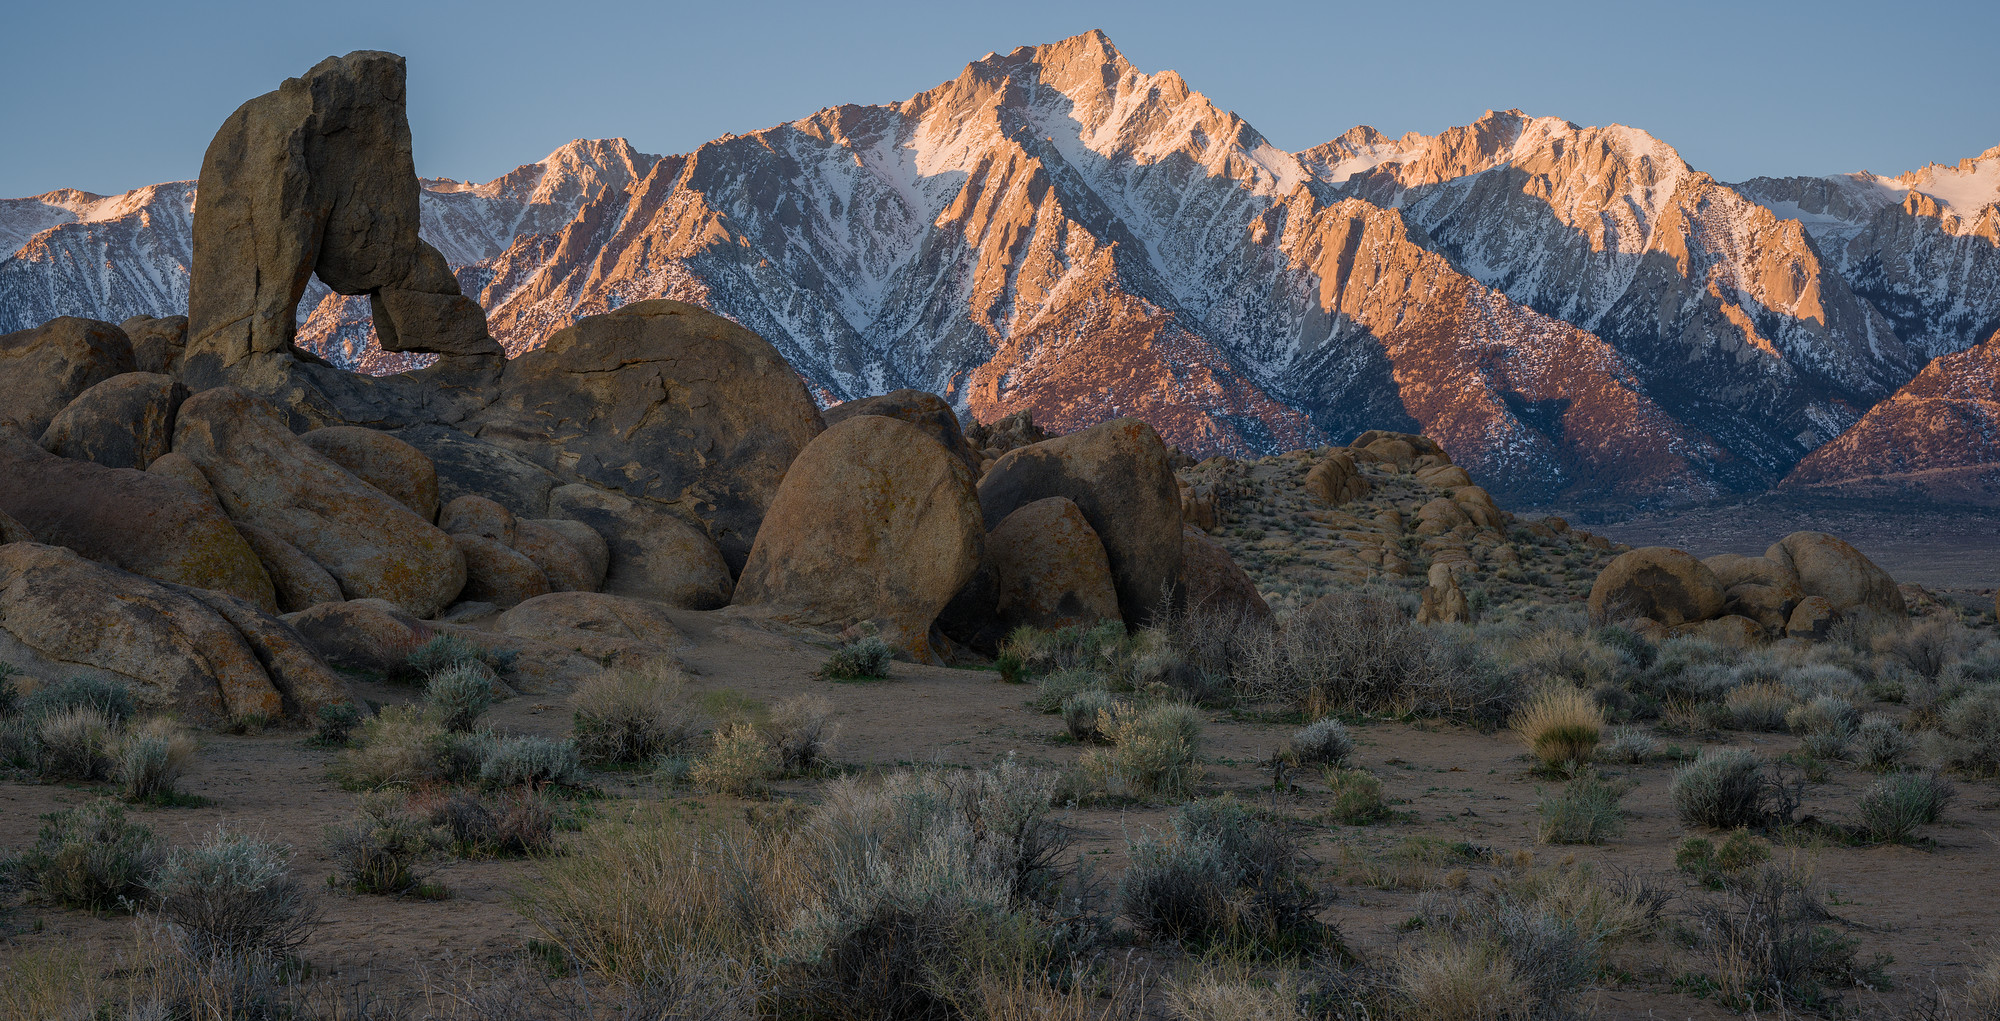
[4,31,1997,507]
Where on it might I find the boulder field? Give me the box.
[1588,531,1907,643]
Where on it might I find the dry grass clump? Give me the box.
[1165,968,1306,1021]
[324,793,446,897]
[34,704,117,782]
[118,716,198,804]
[1686,859,1878,1013]
[425,663,498,733]
[1786,694,1859,760]
[416,787,559,858]
[765,694,836,774]
[569,660,704,765]
[1928,686,2000,777]
[1593,727,1659,765]
[1536,770,1629,845]
[1671,747,1770,829]
[334,703,447,789]
[1323,767,1387,825]
[1118,796,1334,958]
[691,722,776,797]
[1507,624,1632,690]
[18,798,163,911]
[1398,876,1607,1020]
[1724,680,1794,732]
[1079,700,1204,800]
[1062,688,1113,742]
[1510,686,1604,770]
[1856,770,1954,844]
[17,673,136,724]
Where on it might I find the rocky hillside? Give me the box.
[5,32,1998,506]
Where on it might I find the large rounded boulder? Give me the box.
[1,317,136,437]
[733,415,983,660]
[0,428,278,612]
[1180,526,1272,623]
[1587,546,1726,626]
[545,484,732,608]
[171,387,465,617]
[1765,532,1905,618]
[977,418,1184,626]
[38,372,187,469]
[1702,553,1804,631]
[494,591,685,665]
[301,426,440,521]
[468,300,825,572]
[824,390,983,477]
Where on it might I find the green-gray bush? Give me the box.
[19,799,163,911]
[1291,717,1353,767]
[1061,689,1112,742]
[1788,695,1859,760]
[1671,747,1768,829]
[765,694,835,774]
[325,796,443,895]
[1537,771,1629,845]
[310,702,363,748]
[19,674,135,724]
[817,636,893,680]
[1119,796,1331,956]
[1857,771,1954,844]
[118,720,197,804]
[424,664,497,733]
[1850,714,1912,771]
[0,661,18,717]
[480,735,583,788]
[1687,860,1872,1011]
[35,705,116,782]
[1929,686,2000,778]
[1594,727,1659,764]
[149,829,317,958]
[406,633,509,679]
[1033,667,1104,714]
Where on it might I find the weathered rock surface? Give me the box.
[171,387,464,617]
[1765,531,1906,618]
[1,317,135,437]
[178,586,352,718]
[0,429,277,611]
[734,415,983,658]
[528,518,609,591]
[1179,525,1272,623]
[1701,553,1803,631]
[493,591,685,665]
[301,426,440,520]
[146,451,222,505]
[283,598,430,677]
[1305,451,1369,505]
[1787,595,1837,640]
[121,315,189,376]
[453,533,550,608]
[184,51,499,374]
[235,522,344,612]
[1587,546,1726,626]
[439,494,516,545]
[0,543,341,725]
[978,418,1184,625]
[512,520,596,593]
[950,497,1122,648]
[467,300,824,571]
[0,509,34,545]
[824,389,983,477]
[395,425,564,517]
[545,484,731,608]
[38,373,186,469]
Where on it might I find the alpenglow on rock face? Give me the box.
[7,33,2000,506]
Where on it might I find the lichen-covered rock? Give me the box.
[1765,532,1905,618]
[301,426,440,521]
[1587,546,1726,626]
[171,386,464,617]
[528,518,609,591]
[1,317,135,437]
[1414,497,1471,536]
[177,585,352,718]
[467,300,823,572]
[38,373,186,469]
[1179,526,1271,623]
[1416,463,1474,490]
[0,542,334,725]
[1786,595,1837,640]
[147,451,220,505]
[0,428,277,611]
[439,494,516,545]
[235,522,344,612]
[978,418,1183,626]
[121,315,188,375]
[734,415,983,659]
[494,591,684,665]
[545,485,730,608]
[512,520,596,593]
[453,534,550,608]
[1671,614,1766,648]
[282,598,431,677]
[1452,486,1504,530]
[1305,451,1369,505]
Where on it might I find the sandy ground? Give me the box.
[3,607,1997,1019]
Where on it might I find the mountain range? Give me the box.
[3,31,1996,507]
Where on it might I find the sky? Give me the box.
[2,0,1996,199]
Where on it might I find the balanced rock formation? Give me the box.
[1765,531,1906,618]
[184,51,499,376]
[468,300,824,572]
[1587,546,1726,627]
[1,317,135,437]
[38,373,187,469]
[1701,553,1804,631]
[734,415,983,659]
[0,543,348,725]
[978,418,1184,626]
[0,428,277,611]
[172,387,465,617]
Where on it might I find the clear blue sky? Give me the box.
[3,0,1995,199]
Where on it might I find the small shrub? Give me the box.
[334,703,448,788]
[691,723,774,797]
[1536,771,1629,845]
[1850,713,1912,771]
[1291,717,1354,767]
[18,674,136,724]
[1787,694,1858,760]
[480,735,582,788]
[149,829,317,959]
[1510,686,1604,769]
[34,705,116,782]
[1061,689,1112,742]
[422,789,557,857]
[1676,830,1772,889]
[1688,860,1874,1012]
[1395,940,1528,1021]
[766,694,836,774]
[1082,701,1203,800]
[1725,680,1794,732]
[406,633,505,679]
[1119,796,1332,956]
[818,636,893,680]
[118,717,198,804]
[570,661,704,765]
[994,649,1027,684]
[325,795,443,895]
[19,799,163,911]
[1324,767,1386,824]
[1856,770,1954,843]
[1400,895,1598,1020]
[1594,727,1659,764]
[425,663,497,733]
[1032,667,1103,714]
[1930,686,2000,777]
[0,661,18,717]
[1671,747,1768,829]
[309,702,363,748]
[1881,617,1966,680]
[1247,593,1516,724]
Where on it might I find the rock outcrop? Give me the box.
[184,50,499,376]
[494,591,685,665]
[1179,526,1272,623]
[1,317,135,437]
[1587,547,1726,627]
[301,426,440,521]
[734,415,983,659]
[1765,531,1906,618]
[978,418,1184,626]
[544,484,731,609]
[38,372,186,469]
[824,389,983,477]
[1305,451,1369,505]
[171,387,465,617]
[943,496,1122,650]
[121,315,188,376]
